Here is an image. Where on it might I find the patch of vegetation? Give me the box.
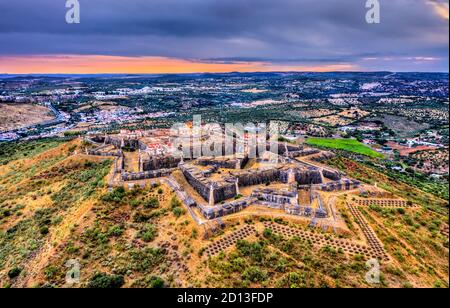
[328,157,449,213]
[138,224,157,242]
[306,138,383,158]
[129,248,165,273]
[0,138,67,165]
[7,267,22,279]
[148,276,165,288]
[101,187,126,204]
[366,160,449,201]
[88,273,125,288]
[144,198,160,209]
[170,196,185,218]
[172,207,186,218]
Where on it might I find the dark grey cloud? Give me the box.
[0,0,448,71]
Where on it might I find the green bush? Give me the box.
[263,228,273,238]
[139,224,157,242]
[129,248,165,272]
[40,226,49,235]
[83,227,109,245]
[0,209,11,218]
[170,196,181,209]
[102,187,126,203]
[44,266,59,280]
[148,276,165,288]
[130,199,141,208]
[108,225,124,237]
[133,212,151,223]
[144,198,159,209]
[88,273,125,288]
[8,267,22,279]
[172,207,186,218]
[403,215,414,226]
[397,208,406,215]
[236,240,265,262]
[242,266,267,283]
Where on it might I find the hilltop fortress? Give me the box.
[84,127,360,225]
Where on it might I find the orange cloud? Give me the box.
[0,55,357,74]
[427,0,449,20]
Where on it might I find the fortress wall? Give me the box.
[200,198,256,219]
[233,169,281,187]
[299,179,361,192]
[181,166,211,202]
[196,158,237,169]
[137,140,148,151]
[319,179,360,192]
[142,155,181,171]
[310,151,336,162]
[251,187,298,207]
[87,150,121,157]
[180,139,242,160]
[266,142,301,155]
[213,182,237,204]
[195,154,249,170]
[90,136,143,151]
[294,169,323,184]
[120,153,125,170]
[289,149,320,158]
[233,166,323,187]
[121,169,173,181]
[89,136,105,144]
[322,169,341,181]
[239,155,250,169]
[181,164,237,203]
[105,136,122,148]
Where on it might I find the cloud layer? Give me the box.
[0,0,448,72]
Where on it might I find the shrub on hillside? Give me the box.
[172,207,186,218]
[144,198,159,209]
[148,276,165,288]
[8,267,22,279]
[88,273,124,288]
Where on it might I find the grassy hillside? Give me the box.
[0,139,201,288]
[0,138,448,288]
[306,138,384,158]
[0,138,68,166]
[0,140,113,287]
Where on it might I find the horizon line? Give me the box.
[1,70,449,76]
[1,55,447,75]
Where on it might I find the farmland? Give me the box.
[306,138,384,158]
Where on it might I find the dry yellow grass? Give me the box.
[0,103,55,131]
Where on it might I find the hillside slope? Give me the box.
[0,139,448,288]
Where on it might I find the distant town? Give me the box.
[1,72,448,178]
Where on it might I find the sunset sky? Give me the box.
[0,0,448,74]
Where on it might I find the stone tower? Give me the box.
[287,168,296,184]
[209,183,215,207]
